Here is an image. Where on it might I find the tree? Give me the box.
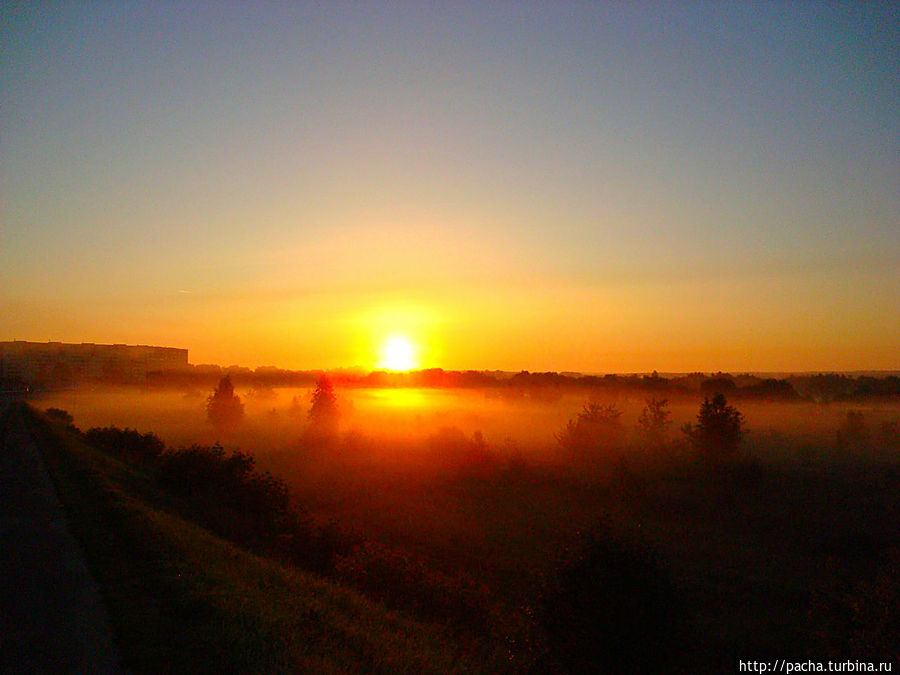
[637,397,672,445]
[308,376,339,433]
[682,393,744,459]
[836,410,868,450]
[556,402,623,454]
[206,375,244,430]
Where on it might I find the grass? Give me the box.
[21,402,506,674]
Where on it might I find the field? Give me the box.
[31,385,900,672]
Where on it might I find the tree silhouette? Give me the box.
[556,402,623,454]
[637,397,672,446]
[682,393,744,459]
[206,375,244,430]
[308,376,339,433]
[836,410,868,450]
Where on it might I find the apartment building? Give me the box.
[0,341,189,386]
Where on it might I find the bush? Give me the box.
[334,541,492,627]
[537,528,681,674]
[156,444,350,572]
[879,420,900,449]
[157,445,290,544]
[84,426,165,464]
[282,518,354,575]
[77,424,349,575]
[45,407,74,426]
[847,547,900,659]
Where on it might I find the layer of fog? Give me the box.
[33,385,900,465]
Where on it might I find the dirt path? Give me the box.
[0,399,123,674]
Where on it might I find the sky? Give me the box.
[2,2,898,373]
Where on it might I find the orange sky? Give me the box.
[2,4,898,373]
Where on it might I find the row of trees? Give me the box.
[211,376,891,460]
[210,373,747,459]
[206,375,339,433]
[558,393,897,459]
[146,365,900,402]
[557,393,744,460]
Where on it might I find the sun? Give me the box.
[379,336,418,371]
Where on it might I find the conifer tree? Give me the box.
[207,375,244,430]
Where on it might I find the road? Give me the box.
[0,398,123,674]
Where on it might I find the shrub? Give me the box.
[157,445,290,546]
[78,423,349,575]
[156,444,350,572]
[84,426,165,464]
[282,518,354,575]
[537,528,680,674]
[847,547,900,659]
[334,541,492,627]
[45,407,74,426]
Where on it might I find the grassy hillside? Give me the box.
[22,403,505,674]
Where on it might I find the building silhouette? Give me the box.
[0,341,188,387]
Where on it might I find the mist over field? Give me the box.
[33,384,900,464]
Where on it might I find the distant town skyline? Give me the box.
[2,3,898,372]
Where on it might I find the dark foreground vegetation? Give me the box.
[22,397,900,673]
[22,403,508,674]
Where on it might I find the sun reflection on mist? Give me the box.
[368,388,427,408]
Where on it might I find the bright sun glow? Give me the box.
[379,336,418,371]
